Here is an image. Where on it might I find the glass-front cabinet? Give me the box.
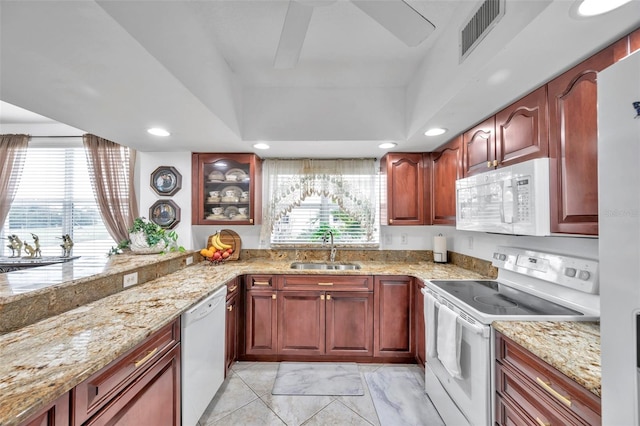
[192,153,262,225]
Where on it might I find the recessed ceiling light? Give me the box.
[253,142,270,150]
[424,128,447,136]
[575,0,631,16]
[147,127,170,137]
[378,142,397,149]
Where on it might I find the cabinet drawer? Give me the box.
[278,275,373,291]
[73,319,180,424]
[496,363,581,426]
[246,274,275,289]
[226,278,239,299]
[496,333,600,425]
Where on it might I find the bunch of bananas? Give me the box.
[200,231,233,263]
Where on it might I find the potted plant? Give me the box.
[109,217,184,255]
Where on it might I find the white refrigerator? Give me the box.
[599,49,640,425]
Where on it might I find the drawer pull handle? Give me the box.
[227,305,233,311]
[228,285,237,292]
[535,377,571,407]
[535,417,550,426]
[134,347,158,368]
[321,295,325,300]
[272,294,277,299]
[327,294,331,300]
[254,281,270,286]
[318,282,334,286]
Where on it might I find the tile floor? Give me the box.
[198,362,445,426]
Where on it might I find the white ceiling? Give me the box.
[1,0,639,158]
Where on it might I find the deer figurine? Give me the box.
[6,235,23,258]
[60,234,74,257]
[31,233,42,258]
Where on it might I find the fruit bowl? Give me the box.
[200,229,241,264]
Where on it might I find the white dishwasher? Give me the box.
[181,286,227,426]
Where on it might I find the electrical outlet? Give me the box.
[123,272,138,288]
[384,233,392,245]
[401,233,408,245]
[468,236,474,250]
[185,256,193,266]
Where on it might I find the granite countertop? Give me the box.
[492,321,601,397]
[0,256,487,425]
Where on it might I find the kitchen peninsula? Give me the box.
[0,252,600,425]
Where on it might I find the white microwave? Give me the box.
[455,158,550,236]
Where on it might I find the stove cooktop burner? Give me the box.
[429,280,583,317]
[473,295,518,309]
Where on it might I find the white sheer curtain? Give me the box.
[260,158,378,247]
[0,134,28,230]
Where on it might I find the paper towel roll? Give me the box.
[434,235,447,263]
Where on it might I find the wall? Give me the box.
[137,152,193,250]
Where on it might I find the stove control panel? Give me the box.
[492,247,599,294]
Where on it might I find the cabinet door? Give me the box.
[225,292,239,375]
[325,291,374,357]
[463,117,496,176]
[414,280,426,368]
[548,46,616,235]
[20,393,69,426]
[495,86,548,168]
[277,291,325,356]
[245,290,278,355]
[430,136,463,225]
[380,153,425,225]
[631,27,640,54]
[85,345,181,426]
[374,276,413,358]
[191,153,261,225]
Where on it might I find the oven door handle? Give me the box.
[456,316,490,338]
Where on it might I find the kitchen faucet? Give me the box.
[322,230,337,263]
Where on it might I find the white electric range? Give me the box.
[422,246,600,426]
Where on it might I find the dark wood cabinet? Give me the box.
[191,153,262,225]
[495,331,601,426]
[380,153,426,225]
[277,275,374,358]
[73,319,181,426]
[84,345,181,426]
[244,275,277,356]
[225,279,240,375]
[374,276,413,359]
[20,393,69,426]
[413,280,426,368]
[463,117,496,177]
[429,136,463,225]
[631,27,640,54]
[547,45,617,235]
[495,86,549,168]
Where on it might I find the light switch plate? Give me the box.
[123,272,138,288]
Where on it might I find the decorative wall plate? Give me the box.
[149,200,180,229]
[151,166,182,196]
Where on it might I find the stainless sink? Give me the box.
[290,262,361,270]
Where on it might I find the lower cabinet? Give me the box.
[277,290,374,357]
[244,275,278,356]
[73,318,181,426]
[495,331,601,426]
[225,279,240,375]
[414,279,426,368]
[20,392,70,426]
[374,276,413,359]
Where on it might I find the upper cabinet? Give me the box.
[463,86,548,177]
[380,153,426,225]
[429,136,463,225]
[463,117,496,177]
[547,45,617,235]
[495,86,549,168]
[192,153,262,225]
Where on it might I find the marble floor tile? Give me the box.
[336,371,381,426]
[272,362,364,396]
[199,371,260,424]
[364,366,444,426]
[204,398,286,426]
[235,362,280,397]
[260,393,335,426]
[302,400,375,426]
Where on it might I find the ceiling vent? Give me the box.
[460,0,505,61]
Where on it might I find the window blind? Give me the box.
[1,139,116,257]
